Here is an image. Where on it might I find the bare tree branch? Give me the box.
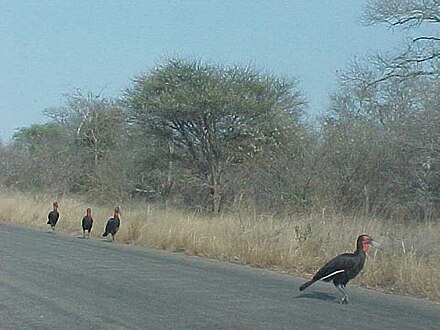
[362,0,440,86]
[364,0,440,28]
[413,36,440,42]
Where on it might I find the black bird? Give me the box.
[82,207,94,238]
[103,206,121,241]
[299,234,379,304]
[47,201,60,231]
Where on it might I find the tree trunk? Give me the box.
[212,174,222,213]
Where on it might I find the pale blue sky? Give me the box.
[1,1,406,141]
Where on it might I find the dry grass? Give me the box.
[1,191,439,302]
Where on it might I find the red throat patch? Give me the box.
[362,236,370,252]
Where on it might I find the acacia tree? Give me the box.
[125,59,306,212]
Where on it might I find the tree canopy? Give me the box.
[125,59,306,212]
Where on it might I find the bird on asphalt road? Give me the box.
[103,206,121,241]
[82,207,93,238]
[47,201,60,231]
[299,234,379,304]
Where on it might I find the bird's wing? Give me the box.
[106,218,116,231]
[314,253,359,281]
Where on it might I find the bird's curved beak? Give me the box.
[369,239,380,248]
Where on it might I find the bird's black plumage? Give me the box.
[299,234,378,304]
[82,208,93,238]
[47,202,59,230]
[82,216,93,232]
[47,211,59,227]
[103,207,121,241]
[103,217,120,240]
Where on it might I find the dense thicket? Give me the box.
[1,1,439,220]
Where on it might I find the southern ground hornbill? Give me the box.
[47,201,59,231]
[299,234,379,304]
[103,206,121,241]
[81,207,93,238]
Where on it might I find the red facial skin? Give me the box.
[362,235,371,252]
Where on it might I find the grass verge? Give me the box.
[1,191,439,302]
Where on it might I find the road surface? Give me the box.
[0,222,439,329]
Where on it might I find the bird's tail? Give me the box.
[299,280,315,291]
[103,231,108,237]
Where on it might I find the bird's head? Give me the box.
[86,207,92,216]
[114,206,121,217]
[52,201,58,210]
[358,234,380,252]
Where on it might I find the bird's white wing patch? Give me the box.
[320,269,345,281]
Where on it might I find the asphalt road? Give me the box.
[0,222,439,330]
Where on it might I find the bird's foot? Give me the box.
[339,297,349,304]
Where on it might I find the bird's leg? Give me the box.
[337,284,349,304]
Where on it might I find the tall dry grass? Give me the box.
[1,191,439,302]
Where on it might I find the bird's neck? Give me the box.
[355,240,370,254]
[354,246,367,256]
